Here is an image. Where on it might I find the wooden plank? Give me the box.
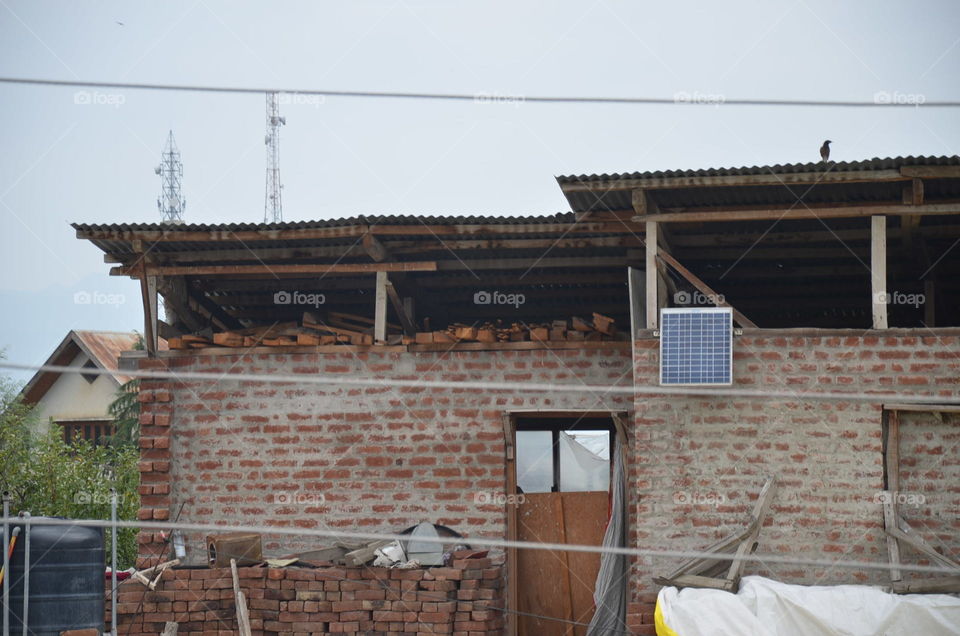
[892,576,960,594]
[656,249,758,328]
[892,516,960,570]
[924,280,936,327]
[117,261,438,277]
[725,477,777,585]
[384,279,416,336]
[362,232,390,262]
[883,501,902,582]
[627,266,645,340]
[900,165,960,179]
[653,574,736,592]
[139,269,158,356]
[645,222,658,329]
[561,491,609,635]
[502,414,518,636]
[883,403,960,413]
[230,559,253,636]
[662,521,758,580]
[632,202,960,224]
[374,271,388,344]
[872,216,888,329]
[554,496,575,636]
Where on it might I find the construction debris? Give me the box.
[654,476,777,593]
[167,311,621,349]
[207,532,262,567]
[131,558,179,590]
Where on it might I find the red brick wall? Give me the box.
[627,331,960,633]
[136,346,633,564]
[107,560,504,635]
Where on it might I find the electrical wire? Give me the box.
[1,76,959,108]
[4,516,956,576]
[3,360,959,405]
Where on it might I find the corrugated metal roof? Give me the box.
[556,155,960,184]
[72,213,577,234]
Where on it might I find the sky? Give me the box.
[1,0,958,382]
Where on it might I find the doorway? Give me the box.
[507,413,615,636]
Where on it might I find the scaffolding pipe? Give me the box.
[2,492,9,636]
[110,490,117,636]
[19,514,29,636]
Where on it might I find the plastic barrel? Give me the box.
[3,519,105,634]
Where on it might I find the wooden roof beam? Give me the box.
[633,202,960,224]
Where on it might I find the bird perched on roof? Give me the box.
[820,140,832,162]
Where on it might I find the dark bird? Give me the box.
[115,20,124,26]
[820,140,832,162]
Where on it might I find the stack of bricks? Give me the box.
[106,557,505,635]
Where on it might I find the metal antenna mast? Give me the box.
[155,130,185,223]
[264,92,286,223]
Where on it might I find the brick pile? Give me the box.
[107,558,505,635]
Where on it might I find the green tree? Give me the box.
[0,360,141,568]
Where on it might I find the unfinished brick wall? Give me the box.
[136,345,633,564]
[107,560,504,635]
[627,330,960,633]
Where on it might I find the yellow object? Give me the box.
[654,596,680,636]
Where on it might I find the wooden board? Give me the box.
[517,491,608,636]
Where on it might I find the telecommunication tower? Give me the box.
[155,130,185,223]
[264,92,286,223]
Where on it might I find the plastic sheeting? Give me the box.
[656,576,960,636]
[585,437,628,636]
[560,431,609,492]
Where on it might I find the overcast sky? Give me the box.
[1,0,958,381]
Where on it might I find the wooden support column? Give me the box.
[924,280,936,327]
[883,410,902,582]
[871,216,888,329]
[501,413,518,636]
[374,271,388,344]
[645,221,658,329]
[139,271,159,356]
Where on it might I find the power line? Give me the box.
[3,360,959,405]
[4,516,957,576]
[1,76,958,108]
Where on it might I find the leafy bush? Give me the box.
[0,369,141,569]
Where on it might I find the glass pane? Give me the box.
[560,430,609,492]
[516,430,554,493]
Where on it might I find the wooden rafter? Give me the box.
[632,202,960,224]
[654,248,757,329]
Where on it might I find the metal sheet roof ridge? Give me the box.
[555,155,960,184]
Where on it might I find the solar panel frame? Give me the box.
[659,307,733,386]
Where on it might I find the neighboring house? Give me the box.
[76,155,960,634]
[20,330,157,444]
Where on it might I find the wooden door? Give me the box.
[517,491,608,636]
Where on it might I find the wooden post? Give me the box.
[501,414,518,636]
[871,216,888,329]
[924,280,935,327]
[645,222,658,329]
[374,271,388,344]
[627,266,645,339]
[883,410,902,582]
[139,269,159,356]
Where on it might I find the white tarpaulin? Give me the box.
[656,576,960,636]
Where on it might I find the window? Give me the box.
[80,360,99,384]
[515,416,612,493]
[59,420,114,446]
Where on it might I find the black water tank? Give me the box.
[3,519,104,634]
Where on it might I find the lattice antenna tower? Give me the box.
[155,130,185,223]
[264,92,286,223]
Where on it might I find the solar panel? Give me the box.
[659,307,733,386]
